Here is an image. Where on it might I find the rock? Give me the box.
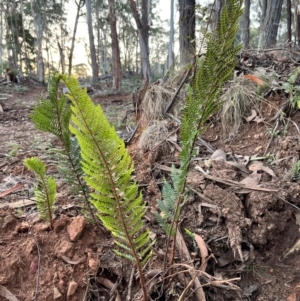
[0,215,17,234]
[53,215,69,233]
[67,216,85,241]
[34,223,50,232]
[53,287,62,300]
[67,280,78,297]
[55,240,74,258]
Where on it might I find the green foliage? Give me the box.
[282,67,300,109]
[291,160,300,181]
[57,74,153,270]
[24,157,56,228]
[30,74,93,221]
[157,0,243,241]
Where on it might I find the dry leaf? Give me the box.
[240,173,262,186]
[194,234,208,272]
[243,74,264,86]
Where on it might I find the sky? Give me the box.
[66,0,172,69]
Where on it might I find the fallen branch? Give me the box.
[195,165,278,192]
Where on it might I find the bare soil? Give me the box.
[1,81,300,301]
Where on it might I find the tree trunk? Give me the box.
[258,0,284,49]
[287,0,292,47]
[86,0,99,82]
[128,0,152,83]
[167,0,175,69]
[298,13,300,47]
[108,0,122,91]
[31,0,44,82]
[178,0,195,65]
[57,41,65,73]
[211,0,224,31]
[242,0,250,49]
[68,0,85,76]
[0,4,3,73]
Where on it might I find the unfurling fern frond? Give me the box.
[24,157,56,228]
[158,0,243,267]
[58,74,153,299]
[29,75,96,223]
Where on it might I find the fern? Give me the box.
[158,0,243,268]
[24,157,56,228]
[29,75,96,224]
[57,74,153,300]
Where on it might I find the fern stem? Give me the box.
[41,175,54,229]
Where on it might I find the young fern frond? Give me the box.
[158,0,243,269]
[29,75,97,224]
[58,74,153,300]
[24,157,56,228]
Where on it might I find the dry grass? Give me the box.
[220,76,262,138]
[137,120,169,153]
[141,70,187,123]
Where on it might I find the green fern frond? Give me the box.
[157,0,243,265]
[57,74,153,285]
[30,75,97,223]
[24,157,56,228]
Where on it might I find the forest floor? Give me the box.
[1,66,300,301]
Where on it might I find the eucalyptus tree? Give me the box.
[108,0,122,91]
[68,0,85,75]
[242,0,250,49]
[167,0,175,69]
[258,0,284,48]
[128,0,152,83]
[178,0,196,64]
[86,0,99,82]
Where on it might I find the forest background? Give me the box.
[0,0,298,88]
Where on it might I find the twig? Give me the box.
[126,266,135,301]
[275,194,300,211]
[97,277,121,301]
[126,118,142,144]
[164,65,194,114]
[176,230,206,301]
[195,165,278,192]
[263,119,279,156]
[23,194,41,301]
[290,119,300,133]
[177,268,199,301]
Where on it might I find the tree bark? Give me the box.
[242,0,250,49]
[211,0,224,31]
[258,0,284,49]
[108,0,122,91]
[30,0,44,82]
[287,0,292,47]
[178,0,195,65]
[167,0,175,69]
[68,0,85,76]
[86,0,99,82]
[128,0,152,83]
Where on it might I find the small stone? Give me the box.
[67,216,85,241]
[53,287,62,300]
[67,280,78,297]
[55,240,74,258]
